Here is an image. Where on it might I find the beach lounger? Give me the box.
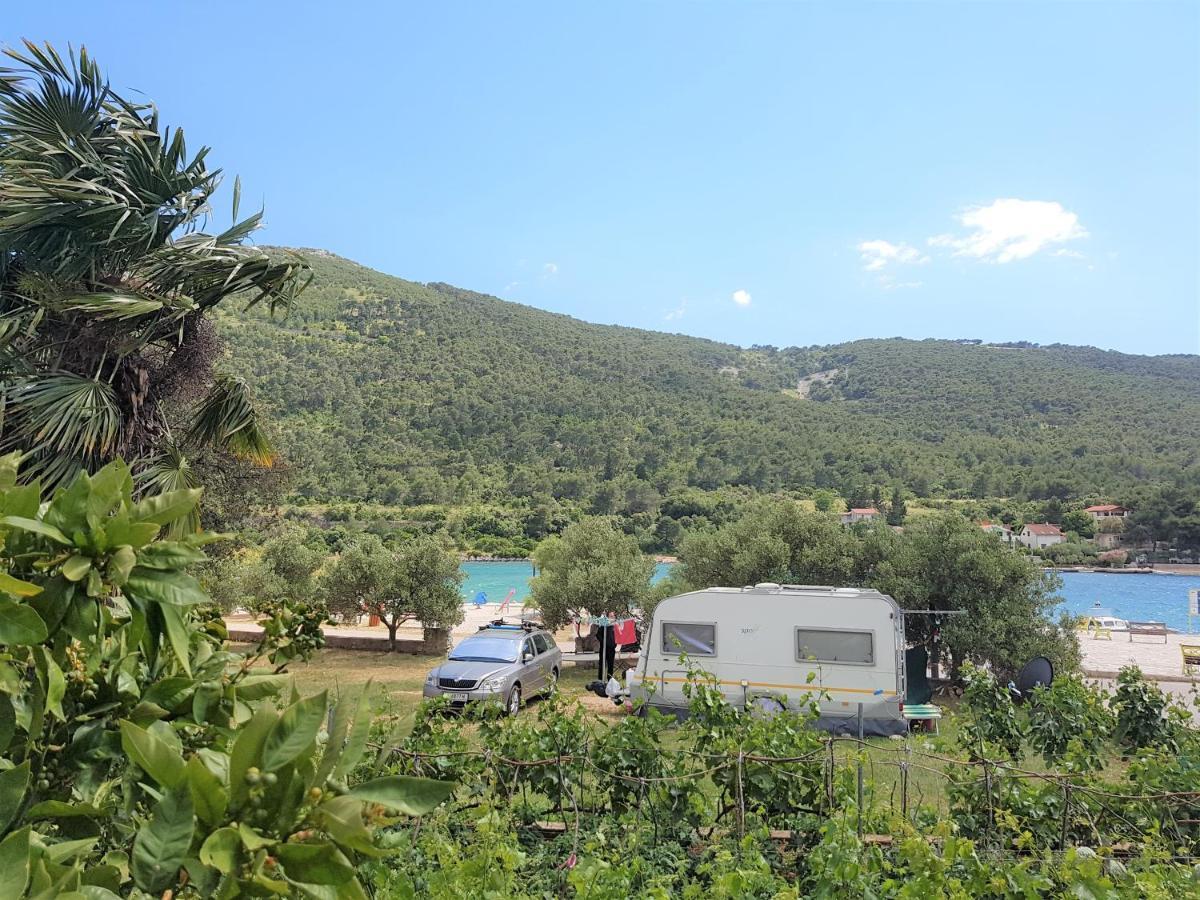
[1127,621,1168,643]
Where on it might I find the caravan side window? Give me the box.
[795,628,874,665]
[661,622,716,657]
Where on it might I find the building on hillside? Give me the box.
[1094,531,1123,550]
[980,520,1014,543]
[1016,523,1065,549]
[1084,504,1130,521]
[840,507,880,525]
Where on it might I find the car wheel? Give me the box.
[506,683,522,716]
[546,667,559,697]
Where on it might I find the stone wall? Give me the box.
[227,626,451,655]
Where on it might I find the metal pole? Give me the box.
[856,702,864,837]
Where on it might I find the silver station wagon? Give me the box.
[423,623,562,715]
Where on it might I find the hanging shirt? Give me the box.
[612,619,637,646]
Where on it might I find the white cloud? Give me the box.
[664,299,687,322]
[1052,248,1086,259]
[542,262,558,276]
[857,239,929,272]
[731,288,752,307]
[503,281,520,292]
[929,198,1087,263]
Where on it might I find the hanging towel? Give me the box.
[613,618,637,646]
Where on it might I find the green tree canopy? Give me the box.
[529,518,655,629]
[677,500,864,589]
[320,533,463,649]
[870,513,1079,681]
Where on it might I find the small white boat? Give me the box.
[1090,615,1128,632]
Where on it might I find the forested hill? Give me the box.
[217,250,1200,509]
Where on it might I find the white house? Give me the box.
[840,507,880,525]
[1016,523,1066,549]
[980,520,1014,543]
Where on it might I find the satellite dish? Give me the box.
[1014,656,1054,700]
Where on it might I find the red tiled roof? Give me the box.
[848,508,879,515]
[1023,523,1063,536]
[1084,504,1126,513]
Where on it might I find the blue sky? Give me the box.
[7,2,1199,354]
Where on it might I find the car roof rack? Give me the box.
[477,618,538,633]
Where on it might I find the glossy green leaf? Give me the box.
[125,567,208,606]
[233,673,290,701]
[0,599,47,646]
[61,554,92,582]
[134,542,208,570]
[0,572,42,598]
[0,516,70,544]
[185,755,228,826]
[263,691,327,772]
[345,775,453,816]
[119,720,186,788]
[107,545,136,585]
[26,800,106,819]
[0,826,30,898]
[275,842,354,885]
[237,821,274,850]
[131,489,202,527]
[75,886,123,899]
[229,706,277,808]
[315,795,383,857]
[160,603,192,676]
[332,685,374,780]
[0,762,30,833]
[0,694,14,753]
[141,677,195,712]
[41,648,65,720]
[102,518,160,550]
[198,826,240,874]
[131,785,194,894]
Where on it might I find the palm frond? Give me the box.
[136,443,200,536]
[0,373,121,487]
[186,375,275,466]
[0,42,308,480]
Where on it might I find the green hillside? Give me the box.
[217,250,1200,519]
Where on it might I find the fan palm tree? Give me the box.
[0,41,308,491]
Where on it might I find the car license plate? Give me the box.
[449,692,469,702]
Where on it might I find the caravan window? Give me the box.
[795,628,874,665]
[661,622,716,657]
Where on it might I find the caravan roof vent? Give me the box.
[752,582,781,591]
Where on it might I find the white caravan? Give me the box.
[627,583,907,736]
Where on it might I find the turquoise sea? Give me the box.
[460,560,671,606]
[461,561,1200,633]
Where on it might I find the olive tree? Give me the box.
[529,517,654,629]
[870,512,1080,681]
[677,499,863,589]
[321,533,464,650]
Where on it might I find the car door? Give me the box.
[519,636,544,693]
[533,633,557,689]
